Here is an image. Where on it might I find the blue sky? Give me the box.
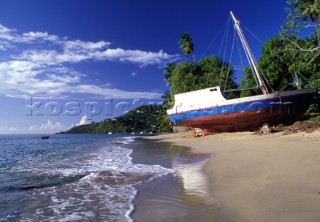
[0,0,288,134]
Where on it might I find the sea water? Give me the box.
[0,134,173,221]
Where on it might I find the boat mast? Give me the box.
[230,11,269,95]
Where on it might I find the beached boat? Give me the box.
[167,12,317,134]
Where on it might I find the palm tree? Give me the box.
[164,63,176,86]
[161,90,174,109]
[295,0,320,45]
[178,33,196,62]
[295,0,319,22]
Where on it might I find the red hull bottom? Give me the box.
[179,108,303,134]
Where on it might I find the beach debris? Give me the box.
[279,120,320,134]
[192,128,204,137]
[267,119,320,135]
[255,118,320,136]
[260,123,272,135]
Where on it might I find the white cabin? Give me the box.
[167,86,227,115]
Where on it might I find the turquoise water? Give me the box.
[0,134,172,221]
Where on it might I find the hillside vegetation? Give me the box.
[59,105,172,134]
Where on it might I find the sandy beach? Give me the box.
[144,130,320,222]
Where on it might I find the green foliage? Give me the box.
[169,61,197,95]
[268,0,320,111]
[63,122,100,134]
[178,33,194,55]
[244,34,319,94]
[178,33,196,62]
[308,115,320,122]
[158,33,240,128]
[239,67,260,97]
[164,63,176,86]
[308,103,320,113]
[60,105,171,134]
[169,56,237,96]
[157,91,174,132]
[282,0,320,45]
[163,4,320,124]
[258,36,295,91]
[294,0,320,23]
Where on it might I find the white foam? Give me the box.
[16,136,173,221]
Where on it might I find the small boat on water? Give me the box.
[167,12,317,135]
[41,136,50,139]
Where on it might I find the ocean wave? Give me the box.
[3,135,173,221]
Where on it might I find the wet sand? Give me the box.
[131,139,218,222]
[144,130,320,222]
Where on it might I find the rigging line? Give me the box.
[297,72,310,82]
[302,50,320,68]
[242,25,273,90]
[220,16,231,85]
[224,29,236,91]
[270,49,312,83]
[218,16,231,58]
[249,47,273,91]
[243,25,264,44]
[235,31,260,92]
[235,34,250,82]
[238,32,259,87]
[234,32,259,87]
[257,62,274,92]
[200,19,229,59]
[222,19,231,61]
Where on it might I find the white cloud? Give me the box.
[130,72,137,76]
[0,22,176,99]
[19,32,59,43]
[0,24,13,33]
[76,115,90,126]
[0,125,27,134]
[39,120,66,131]
[16,47,177,67]
[73,84,163,99]
[0,60,83,98]
[0,121,70,134]
[0,59,163,99]
[93,48,177,67]
[64,40,110,52]
[0,22,178,66]
[0,24,17,44]
[0,40,15,51]
[29,120,71,133]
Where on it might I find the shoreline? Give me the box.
[130,138,218,221]
[144,130,320,221]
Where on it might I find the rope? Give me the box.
[218,16,231,57]
[257,62,274,92]
[235,35,259,87]
[243,25,264,44]
[224,29,236,91]
[219,16,231,85]
[200,19,229,58]
[242,25,274,92]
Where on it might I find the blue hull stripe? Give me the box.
[168,93,313,126]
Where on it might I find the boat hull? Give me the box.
[167,89,317,133]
